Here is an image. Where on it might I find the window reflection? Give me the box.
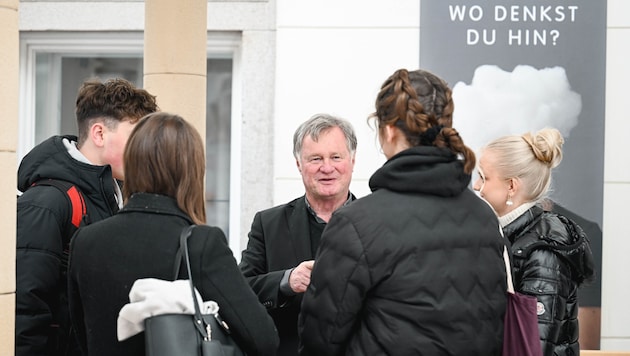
[205,59,232,234]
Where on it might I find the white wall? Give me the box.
[275,0,630,350]
[274,0,420,202]
[601,0,630,350]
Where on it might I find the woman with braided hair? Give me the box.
[474,128,595,355]
[298,69,507,355]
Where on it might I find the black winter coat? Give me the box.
[299,147,508,356]
[16,135,120,356]
[504,205,595,355]
[68,193,279,356]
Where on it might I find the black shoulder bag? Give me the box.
[144,225,245,356]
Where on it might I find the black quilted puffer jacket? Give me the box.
[298,146,508,356]
[504,205,595,356]
[16,135,120,356]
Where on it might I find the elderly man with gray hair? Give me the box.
[239,113,357,356]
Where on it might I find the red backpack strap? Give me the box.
[31,179,87,228]
[27,179,88,276]
[65,185,86,228]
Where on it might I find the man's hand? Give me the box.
[289,260,314,293]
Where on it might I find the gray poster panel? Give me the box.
[420,0,606,305]
[420,0,606,226]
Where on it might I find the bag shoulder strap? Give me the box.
[499,224,517,294]
[31,179,87,229]
[177,225,209,339]
[503,246,516,294]
[28,179,87,272]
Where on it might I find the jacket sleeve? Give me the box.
[517,248,574,355]
[196,226,279,356]
[298,213,370,356]
[16,191,68,356]
[238,211,287,309]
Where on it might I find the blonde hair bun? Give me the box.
[522,128,564,169]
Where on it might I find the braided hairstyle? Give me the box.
[371,69,476,174]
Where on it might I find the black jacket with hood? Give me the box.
[16,135,120,356]
[299,146,508,356]
[504,204,595,356]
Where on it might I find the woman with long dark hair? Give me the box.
[68,112,279,356]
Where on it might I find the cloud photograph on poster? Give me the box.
[453,64,582,156]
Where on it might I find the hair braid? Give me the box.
[372,68,476,173]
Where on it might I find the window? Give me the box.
[19,31,241,244]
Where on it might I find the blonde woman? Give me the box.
[474,128,595,355]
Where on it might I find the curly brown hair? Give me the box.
[371,68,476,174]
[75,78,158,147]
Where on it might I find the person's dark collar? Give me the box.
[305,193,353,224]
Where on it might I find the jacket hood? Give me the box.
[369,146,471,197]
[18,135,114,197]
[507,205,596,285]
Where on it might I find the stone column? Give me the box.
[144,0,208,137]
[0,0,19,353]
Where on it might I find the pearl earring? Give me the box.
[506,194,514,206]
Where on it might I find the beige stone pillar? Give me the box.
[0,0,19,354]
[144,0,208,137]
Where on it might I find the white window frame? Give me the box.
[18,31,244,254]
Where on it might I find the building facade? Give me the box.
[1,0,628,352]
